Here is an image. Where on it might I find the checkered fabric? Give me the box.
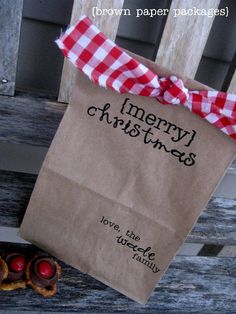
[56,15,236,140]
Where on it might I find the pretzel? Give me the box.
[26,257,61,297]
[0,257,8,282]
[0,280,26,291]
[0,255,26,291]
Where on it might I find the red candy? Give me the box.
[37,261,54,279]
[9,256,25,272]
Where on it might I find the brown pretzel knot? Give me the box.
[0,255,26,291]
[26,256,61,297]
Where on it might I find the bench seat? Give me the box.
[0,93,235,312]
[0,242,235,312]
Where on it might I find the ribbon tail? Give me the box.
[185,93,236,139]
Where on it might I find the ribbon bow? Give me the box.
[56,15,236,140]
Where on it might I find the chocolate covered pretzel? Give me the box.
[0,253,26,290]
[26,254,61,297]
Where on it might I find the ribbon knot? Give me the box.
[157,76,189,105]
[55,15,236,140]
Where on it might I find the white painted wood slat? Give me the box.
[228,71,236,94]
[58,0,124,103]
[155,0,220,78]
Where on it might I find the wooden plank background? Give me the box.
[155,0,220,77]
[0,90,235,248]
[58,0,124,103]
[0,0,236,311]
[0,168,235,246]
[0,242,235,312]
[0,94,64,147]
[228,71,236,93]
[0,0,23,96]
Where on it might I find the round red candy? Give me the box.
[9,256,25,272]
[37,261,54,279]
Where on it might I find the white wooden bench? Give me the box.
[0,1,235,312]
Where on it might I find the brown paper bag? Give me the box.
[19,52,236,304]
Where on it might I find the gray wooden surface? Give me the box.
[0,170,36,228]
[0,93,235,312]
[0,242,235,313]
[0,169,235,246]
[0,93,235,246]
[188,197,236,245]
[0,94,64,147]
[0,93,235,172]
[0,0,235,309]
[0,93,235,164]
[0,0,23,96]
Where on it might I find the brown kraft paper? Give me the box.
[19,51,236,304]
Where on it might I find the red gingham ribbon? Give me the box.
[56,15,236,140]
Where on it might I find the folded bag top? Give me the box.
[20,16,236,304]
[56,15,236,139]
